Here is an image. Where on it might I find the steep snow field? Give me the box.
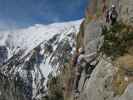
[0,19,82,80]
[0,19,82,99]
[0,20,81,55]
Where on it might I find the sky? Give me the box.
[0,0,89,30]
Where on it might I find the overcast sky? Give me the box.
[0,0,89,30]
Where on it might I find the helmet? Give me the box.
[78,47,84,54]
[112,5,115,8]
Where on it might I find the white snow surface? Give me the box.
[0,20,82,54]
[0,19,82,77]
[0,20,82,99]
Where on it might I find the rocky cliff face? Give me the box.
[74,0,133,100]
[86,0,133,24]
[0,0,133,100]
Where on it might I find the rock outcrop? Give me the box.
[74,0,133,100]
[0,0,133,100]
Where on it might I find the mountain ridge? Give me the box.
[0,19,82,100]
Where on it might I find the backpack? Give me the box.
[111,10,118,19]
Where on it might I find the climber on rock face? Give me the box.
[73,47,97,95]
[110,5,118,25]
[73,47,87,94]
[105,5,118,25]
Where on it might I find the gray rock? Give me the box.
[118,83,133,100]
[84,20,102,55]
[77,0,133,99]
[78,59,115,100]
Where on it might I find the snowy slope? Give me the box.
[0,20,81,56]
[0,19,82,99]
[1,19,82,76]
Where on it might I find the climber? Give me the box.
[73,47,86,94]
[105,5,118,25]
[73,47,97,94]
[110,5,118,25]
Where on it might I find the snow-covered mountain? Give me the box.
[0,20,81,57]
[0,19,82,100]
